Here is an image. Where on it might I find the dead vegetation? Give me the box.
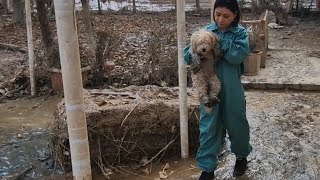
[0,11,184,100]
[49,86,200,174]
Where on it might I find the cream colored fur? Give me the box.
[190,29,221,112]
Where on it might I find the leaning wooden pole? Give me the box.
[176,0,189,159]
[25,0,36,96]
[53,0,92,179]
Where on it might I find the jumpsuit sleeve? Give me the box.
[184,45,192,65]
[220,28,250,65]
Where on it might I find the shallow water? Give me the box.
[0,95,62,179]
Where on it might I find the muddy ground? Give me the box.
[1,2,320,180]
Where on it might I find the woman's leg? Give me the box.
[196,103,224,172]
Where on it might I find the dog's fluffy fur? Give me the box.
[189,29,221,112]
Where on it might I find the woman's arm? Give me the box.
[220,28,250,65]
[184,45,192,65]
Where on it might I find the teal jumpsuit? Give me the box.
[184,23,252,173]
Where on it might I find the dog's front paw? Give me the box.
[203,96,220,108]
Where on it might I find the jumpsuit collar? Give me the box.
[208,22,239,34]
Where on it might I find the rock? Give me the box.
[268,23,284,29]
[284,131,298,140]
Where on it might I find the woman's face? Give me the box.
[214,7,237,31]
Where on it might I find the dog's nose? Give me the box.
[202,48,206,52]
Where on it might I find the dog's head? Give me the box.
[190,29,219,57]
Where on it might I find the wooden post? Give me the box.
[210,0,216,23]
[53,0,92,179]
[176,0,189,159]
[263,10,269,49]
[25,0,36,96]
[317,0,320,10]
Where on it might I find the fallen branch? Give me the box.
[121,101,142,126]
[0,43,27,53]
[89,90,133,96]
[6,165,34,180]
[141,134,179,167]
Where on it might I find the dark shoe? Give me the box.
[233,158,248,176]
[199,171,214,180]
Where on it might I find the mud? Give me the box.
[1,1,320,179]
[1,91,319,179]
[0,95,62,179]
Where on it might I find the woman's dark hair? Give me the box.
[213,0,241,27]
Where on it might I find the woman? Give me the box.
[184,0,252,179]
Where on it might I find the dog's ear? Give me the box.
[190,32,199,53]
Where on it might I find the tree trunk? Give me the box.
[97,0,101,14]
[35,0,52,49]
[47,0,55,19]
[53,0,92,179]
[176,0,189,159]
[35,0,60,68]
[0,0,8,14]
[132,0,136,13]
[81,0,96,57]
[25,0,36,96]
[13,0,25,26]
[195,0,200,12]
[7,0,13,12]
[285,0,294,13]
[93,32,107,85]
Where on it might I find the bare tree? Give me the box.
[13,0,25,26]
[35,0,60,68]
[25,0,36,96]
[251,0,289,24]
[195,0,200,12]
[97,0,102,14]
[0,0,8,14]
[133,0,136,13]
[35,0,52,49]
[81,0,96,57]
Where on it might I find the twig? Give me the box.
[11,165,33,180]
[194,111,200,121]
[97,138,111,180]
[113,129,129,165]
[94,159,111,180]
[89,91,133,96]
[157,134,176,164]
[121,101,142,126]
[142,134,179,167]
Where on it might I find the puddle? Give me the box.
[0,95,63,179]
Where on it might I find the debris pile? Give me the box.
[49,85,201,171]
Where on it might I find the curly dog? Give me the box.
[189,29,222,112]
